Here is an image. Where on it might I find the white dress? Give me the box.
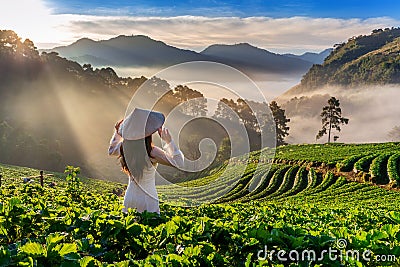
[108,130,184,214]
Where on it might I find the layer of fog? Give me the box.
[113,66,303,101]
[280,85,400,144]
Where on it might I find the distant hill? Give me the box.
[284,48,333,64]
[46,35,208,67]
[200,43,313,74]
[46,35,314,76]
[281,27,400,98]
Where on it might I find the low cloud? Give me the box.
[283,86,400,144]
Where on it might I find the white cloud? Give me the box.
[56,15,399,53]
[1,1,399,53]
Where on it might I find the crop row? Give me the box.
[337,152,400,186]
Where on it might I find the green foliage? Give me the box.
[65,166,81,199]
[291,27,400,94]
[370,153,392,184]
[354,154,377,173]
[275,142,400,165]
[306,167,321,189]
[387,153,400,185]
[1,142,400,266]
[337,154,365,172]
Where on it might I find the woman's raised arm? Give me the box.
[150,141,184,168]
[151,128,184,168]
[108,120,124,156]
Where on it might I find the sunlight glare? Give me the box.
[0,0,67,48]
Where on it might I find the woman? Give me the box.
[108,108,184,214]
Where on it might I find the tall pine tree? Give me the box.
[316,97,349,143]
[269,101,290,146]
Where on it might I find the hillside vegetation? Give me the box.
[284,27,400,96]
[1,143,400,266]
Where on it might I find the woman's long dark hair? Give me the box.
[119,135,153,179]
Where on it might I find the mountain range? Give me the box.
[45,35,331,77]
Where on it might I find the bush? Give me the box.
[387,153,400,184]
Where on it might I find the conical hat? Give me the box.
[120,108,165,140]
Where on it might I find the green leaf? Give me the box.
[79,256,96,267]
[166,243,175,254]
[9,198,21,209]
[165,221,179,236]
[0,248,11,267]
[126,223,142,236]
[20,242,45,257]
[389,211,400,224]
[58,243,77,257]
[113,260,130,267]
[63,252,81,261]
[166,254,186,265]
[0,225,8,238]
[245,253,253,267]
[46,233,65,252]
[369,229,388,241]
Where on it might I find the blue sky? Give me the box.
[47,0,400,19]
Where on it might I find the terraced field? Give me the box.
[1,143,400,266]
[158,142,400,205]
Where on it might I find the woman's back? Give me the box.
[124,160,159,213]
[109,126,184,214]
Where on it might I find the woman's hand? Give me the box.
[158,127,172,144]
[115,119,123,133]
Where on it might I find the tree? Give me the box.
[217,137,231,163]
[316,97,349,143]
[214,98,237,121]
[269,101,290,146]
[21,39,39,59]
[173,85,207,117]
[213,98,261,151]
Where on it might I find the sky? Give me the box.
[1,0,399,53]
[48,0,400,19]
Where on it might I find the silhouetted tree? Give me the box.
[269,101,290,146]
[213,98,284,150]
[214,98,237,121]
[316,97,349,143]
[173,85,207,117]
